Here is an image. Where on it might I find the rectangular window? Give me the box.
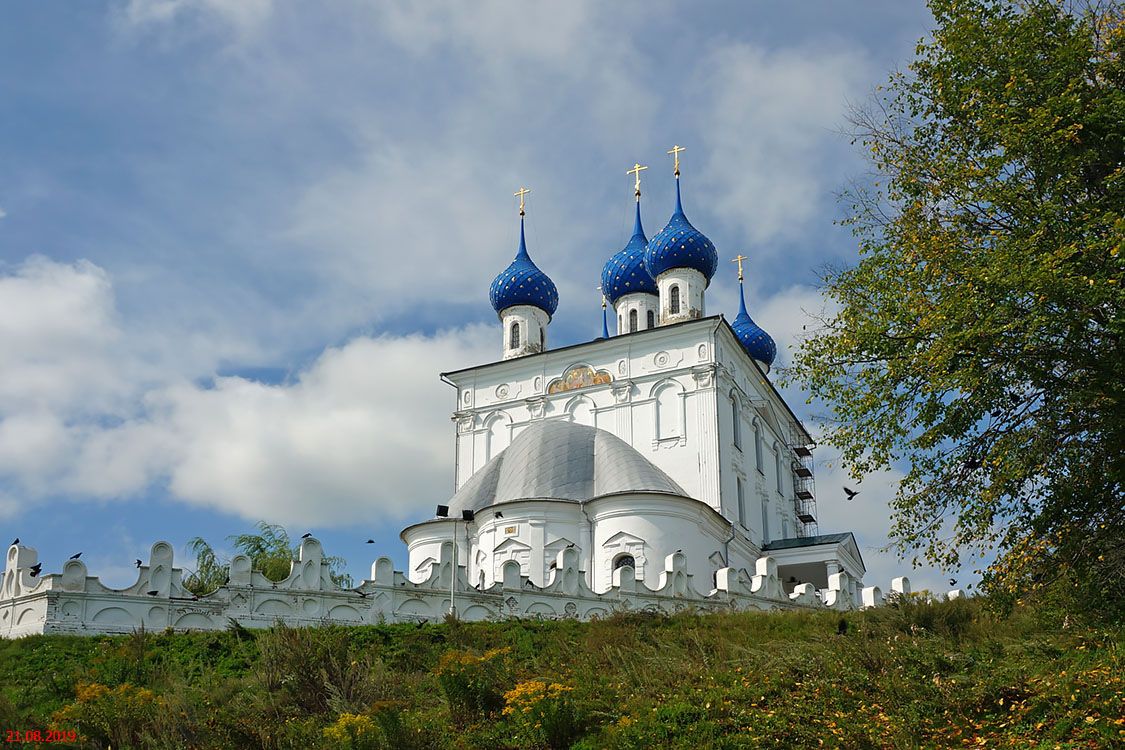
[761,498,770,543]
[736,478,745,526]
[732,398,741,450]
[754,424,764,474]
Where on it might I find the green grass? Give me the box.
[0,597,1120,749]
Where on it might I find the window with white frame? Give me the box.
[731,395,742,450]
[775,446,784,493]
[761,496,770,543]
[736,477,746,526]
[753,421,764,474]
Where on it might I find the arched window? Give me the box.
[510,322,520,349]
[731,396,742,450]
[754,422,764,474]
[669,285,681,314]
[613,554,635,571]
[629,309,638,332]
[646,310,655,329]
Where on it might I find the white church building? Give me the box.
[2,152,912,639]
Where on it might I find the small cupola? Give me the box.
[644,146,718,324]
[488,187,558,359]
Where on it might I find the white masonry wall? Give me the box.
[2,539,916,639]
[445,318,812,547]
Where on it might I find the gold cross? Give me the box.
[732,254,748,281]
[627,163,648,197]
[667,144,686,176]
[514,186,531,216]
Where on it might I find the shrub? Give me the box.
[434,647,511,725]
[257,624,383,714]
[54,681,161,747]
[502,680,585,749]
[323,712,383,750]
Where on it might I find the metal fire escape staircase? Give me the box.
[789,426,819,537]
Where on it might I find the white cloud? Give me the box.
[0,257,127,415]
[0,207,7,219]
[286,144,513,313]
[698,41,873,245]
[155,327,494,524]
[119,0,274,36]
[0,257,495,524]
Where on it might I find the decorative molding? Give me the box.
[610,380,633,403]
[691,364,717,389]
[453,411,475,433]
[525,396,548,419]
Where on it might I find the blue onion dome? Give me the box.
[489,217,559,318]
[601,200,658,304]
[731,280,777,367]
[644,177,718,284]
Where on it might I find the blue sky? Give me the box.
[1,1,959,592]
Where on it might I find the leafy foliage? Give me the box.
[183,521,353,596]
[789,0,1125,618]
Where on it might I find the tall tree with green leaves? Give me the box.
[790,0,1124,618]
[183,522,353,596]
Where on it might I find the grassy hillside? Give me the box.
[0,598,1120,749]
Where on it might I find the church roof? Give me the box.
[762,533,854,551]
[489,216,559,317]
[447,421,686,513]
[731,278,777,367]
[601,200,657,304]
[644,177,718,284]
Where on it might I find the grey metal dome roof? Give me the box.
[447,421,686,513]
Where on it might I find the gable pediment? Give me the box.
[494,537,532,554]
[544,536,577,551]
[602,530,645,548]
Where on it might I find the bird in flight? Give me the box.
[29,563,42,577]
[301,532,312,539]
[843,487,860,501]
[69,552,82,560]
[134,559,142,568]
[948,578,957,587]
